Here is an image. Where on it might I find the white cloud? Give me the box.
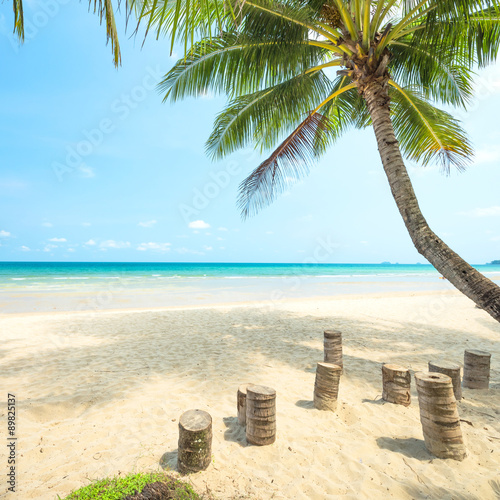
[41,222,53,227]
[49,237,67,242]
[20,246,30,251]
[218,227,228,231]
[0,230,11,237]
[79,165,95,178]
[490,236,500,242]
[138,220,157,228]
[100,240,131,249]
[137,242,171,252]
[189,220,210,229]
[204,245,213,251]
[84,239,96,246]
[217,237,224,241]
[82,222,92,227]
[67,248,76,252]
[459,206,500,217]
[44,244,57,252]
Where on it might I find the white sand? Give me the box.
[1,290,499,499]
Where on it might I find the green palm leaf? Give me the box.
[388,81,473,172]
[159,32,329,100]
[238,112,328,219]
[389,41,474,107]
[311,77,370,156]
[206,71,333,158]
[12,0,23,40]
[91,0,122,66]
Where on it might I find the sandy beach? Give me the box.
[1,289,499,499]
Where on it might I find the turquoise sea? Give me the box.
[1,261,499,289]
[1,262,499,313]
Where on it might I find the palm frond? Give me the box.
[239,0,338,43]
[159,31,330,100]
[388,81,473,173]
[91,0,122,66]
[389,40,474,107]
[406,2,500,68]
[206,71,333,158]
[12,0,24,41]
[238,112,327,218]
[312,76,370,156]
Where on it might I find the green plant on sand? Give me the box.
[9,0,500,323]
[60,472,201,500]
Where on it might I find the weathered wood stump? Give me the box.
[177,409,212,474]
[237,383,252,426]
[428,360,462,401]
[324,329,343,371]
[463,349,491,389]
[415,372,466,461]
[314,362,341,411]
[382,364,411,406]
[246,385,276,446]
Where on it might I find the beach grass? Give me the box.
[60,472,200,500]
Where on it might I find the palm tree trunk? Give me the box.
[363,80,500,323]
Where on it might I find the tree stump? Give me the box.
[314,362,341,411]
[382,364,411,406]
[237,383,252,426]
[177,409,212,474]
[428,360,462,401]
[463,349,491,389]
[324,329,343,372]
[414,372,466,461]
[246,385,276,446]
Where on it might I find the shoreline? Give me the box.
[0,287,463,318]
[0,277,472,315]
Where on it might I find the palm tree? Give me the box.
[157,0,500,322]
[11,0,500,322]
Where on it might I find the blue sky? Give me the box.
[1,2,500,264]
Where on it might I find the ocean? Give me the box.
[0,261,499,288]
[1,261,499,313]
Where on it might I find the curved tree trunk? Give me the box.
[363,80,500,323]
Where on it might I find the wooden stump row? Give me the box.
[414,372,466,461]
[463,349,491,389]
[314,362,341,411]
[174,329,492,471]
[382,364,411,407]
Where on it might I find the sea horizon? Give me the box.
[1,260,499,314]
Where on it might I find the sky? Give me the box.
[1,2,500,264]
